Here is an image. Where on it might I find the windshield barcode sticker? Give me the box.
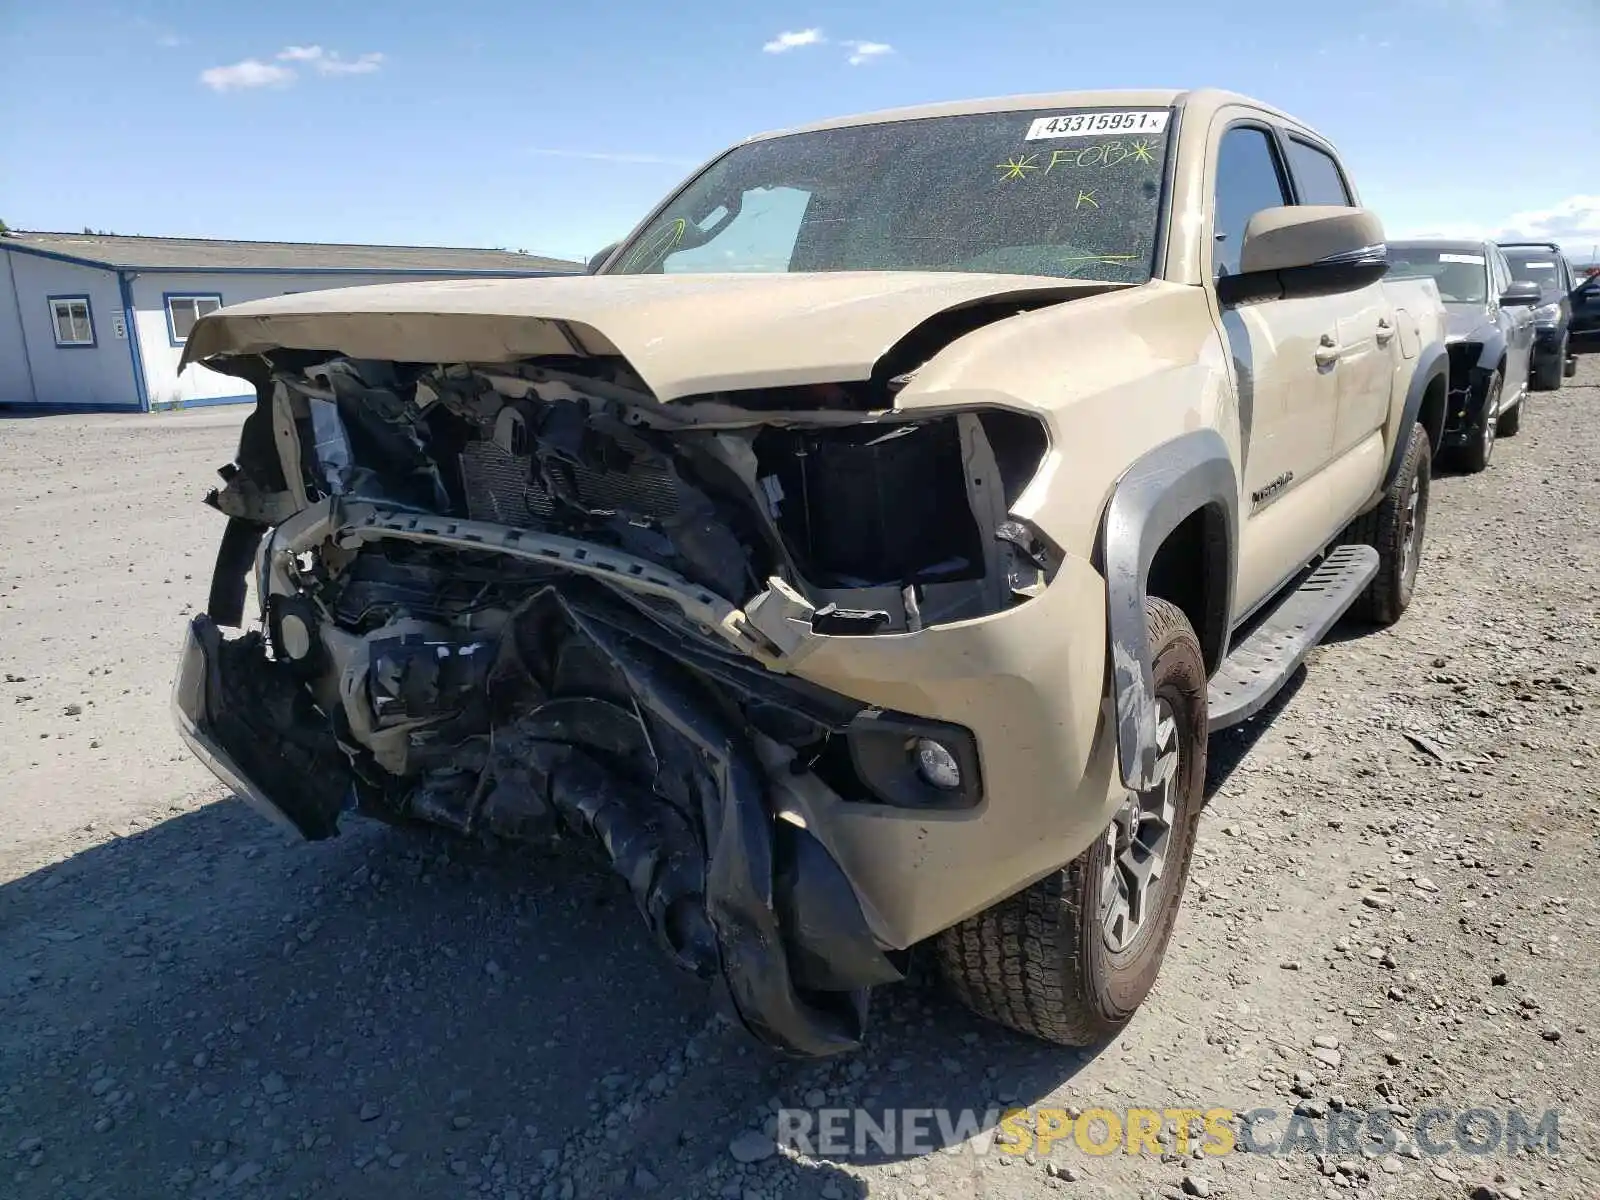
[1439,253,1485,264]
[1025,111,1169,140]
[1524,261,1554,268]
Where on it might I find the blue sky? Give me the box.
[3,0,1597,263]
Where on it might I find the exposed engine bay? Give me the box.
[179,344,1061,1056]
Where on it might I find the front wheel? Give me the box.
[935,598,1207,1046]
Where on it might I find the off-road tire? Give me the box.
[1532,338,1566,392]
[934,597,1207,1047]
[1453,369,1502,474]
[1344,420,1430,627]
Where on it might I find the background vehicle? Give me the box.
[1499,240,1580,389]
[1387,239,1536,471]
[172,89,1448,1058]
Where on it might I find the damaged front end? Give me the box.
[1441,340,1491,447]
[175,343,1059,1056]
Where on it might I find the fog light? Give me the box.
[914,738,962,790]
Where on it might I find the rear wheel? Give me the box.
[1454,369,1501,474]
[1532,337,1566,391]
[1497,396,1522,436]
[1345,420,1430,626]
[935,597,1207,1046]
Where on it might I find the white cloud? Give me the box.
[530,148,696,166]
[1496,195,1600,250]
[317,52,384,76]
[200,46,384,91]
[844,40,893,65]
[276,45,385,75]
[199,59,296,92]
[1402,195,1600,260]
[763,28,825,54]
[156,34,186,49]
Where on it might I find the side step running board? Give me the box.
[1208,544,1379,733]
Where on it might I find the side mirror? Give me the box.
[586,242,620,275]
[1499,280,1541,307]
[1217,206,1389,307]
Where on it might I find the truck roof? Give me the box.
[746,87,1325,144]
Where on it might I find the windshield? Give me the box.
[1386,246,1488,304]
[605,108,1173,282]
[1502,248,1564,300]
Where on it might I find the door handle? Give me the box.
[1314,333,1341,367]
[1375,318,1395,346]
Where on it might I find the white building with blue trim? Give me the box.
[0,231,578,412]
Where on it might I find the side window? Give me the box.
[1284,138,1353,206]
[49,296,95,347]
[1491,251,1510,299]
[1212,126,1290,278]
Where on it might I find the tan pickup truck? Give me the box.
[173,88,1449,1057]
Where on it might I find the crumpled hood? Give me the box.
[1443,303,1494,344]
[179,271,1115,402]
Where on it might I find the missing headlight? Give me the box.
[755,418,984,588]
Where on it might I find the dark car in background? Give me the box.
[1498,241,1579,389]
[1570,268,1600,340]
[1387,239,1536,472]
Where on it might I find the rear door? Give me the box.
[1279,135,1394,459]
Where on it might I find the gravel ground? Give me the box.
[2,352,1597,1200]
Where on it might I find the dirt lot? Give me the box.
[3,356,1597,1200]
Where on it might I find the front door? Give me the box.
[1208,121,1341,612]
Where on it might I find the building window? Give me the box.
[164,294,223,345]
[50,296,96,347]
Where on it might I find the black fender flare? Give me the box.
[1473,331,1508,374]
[1468,332,1509,421]
[1098,429,1238,792]
[1381,340,1447,492]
